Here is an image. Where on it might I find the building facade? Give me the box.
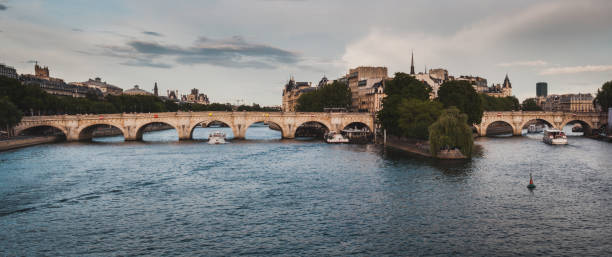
[346,66,388,112]
[123,85,153,96]
[182,88,210,104]
[282,77,314,112]
[70,77,123,96]
[543,93,596,112]
[20,63,100,98]
[0,64,18,79]
[364,81,385,114]
[480,75,512,98]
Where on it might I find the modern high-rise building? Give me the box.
[536,82,548,97]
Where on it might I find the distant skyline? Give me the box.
[1,0,611,105]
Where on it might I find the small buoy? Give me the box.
[527,173,536,189]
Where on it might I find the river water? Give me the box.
[1,125,611,256]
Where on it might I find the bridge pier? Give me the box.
[513,125,523,136]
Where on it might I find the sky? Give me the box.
[1,0,611,105]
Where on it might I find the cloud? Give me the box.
[121,59,172,69]
[0,4,7,11]
[100,36,300,69]
[26,60,37,64]
[72,28,84,32]
[343,1,612,73]
[540,65,612,75]
[497,60,548,67]
[143,31,163,37]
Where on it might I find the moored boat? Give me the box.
[324,131,349,143]
[543,129,567,145]
[528,124,543,133]
[208,131,226,144]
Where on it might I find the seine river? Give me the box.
[1,125,611,256]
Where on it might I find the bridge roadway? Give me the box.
[475,111,607,136]
[14,111,375,141]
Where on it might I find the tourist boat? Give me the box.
[208,131,226,144]
[342,127,371,144]
[324,131,349,143]
[543,129,567,145]
[528,124,543,133]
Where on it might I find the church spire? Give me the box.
[410,51,415,75]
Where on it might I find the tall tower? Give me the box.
[153,82,159,96]
[410,51,415,75]
[536,82,548,97]
[503,74,511,88]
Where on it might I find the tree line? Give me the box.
[296,81,352,112]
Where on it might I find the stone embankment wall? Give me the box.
[0,136,61,152]
[382,135,468,160]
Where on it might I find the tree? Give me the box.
[594,80,612,110]
[428,107,474,158]
[296,81,351,112]
[480,94,520,111]
[397,99,443,140]
[0,97,23,136]
[437,80,483,124]
[522,98,542,111]
[377,73,432,135]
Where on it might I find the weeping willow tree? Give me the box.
[428,107,474,158]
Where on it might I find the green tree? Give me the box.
[428,107,474,158]
[377,73,432,136]
[296,81,351,112]
[437,80,483,124]
[480,94,520,111]
[0,97,23,136]
[594,80,612,110]
[521,98,542,111]
[397,99,443,140]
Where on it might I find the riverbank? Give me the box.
[382,136,468,159]
[0,136,63,152]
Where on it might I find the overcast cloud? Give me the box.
[0,0,611,105]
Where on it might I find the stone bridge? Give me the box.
[475,111,608,136]
[14,111,375,141]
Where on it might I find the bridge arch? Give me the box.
[293,120,332,138]
[189,119,235,140]
[16,124,68,138]
[135,121,179,141]
[78,123,126,141]
[342,121,372,132]
[560,118,594,135]
[243,120,285,140]
[519,118,555,133]
[485,120,515,137]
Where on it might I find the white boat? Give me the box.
[208,131,226,144]
[543,129,567,145]
[324,131,349,143]
[528,124,543,133]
